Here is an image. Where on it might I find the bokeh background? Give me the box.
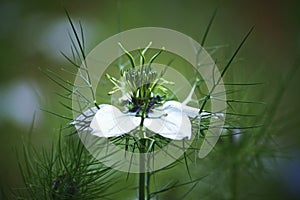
[0,0,300,199]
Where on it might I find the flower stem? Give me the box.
[139,138,146,200]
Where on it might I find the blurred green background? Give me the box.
[1,0,300,199]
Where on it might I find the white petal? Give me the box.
[181,104,224,119]
[72,106,99,131]
[90,104,140,137]
[146,101,191,140]
[181,104,200,118]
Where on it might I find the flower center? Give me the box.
[128,95,163,117]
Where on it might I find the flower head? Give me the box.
[73,42,221,140]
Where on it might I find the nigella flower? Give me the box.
[90,100,194,140]
[73,42,221,140]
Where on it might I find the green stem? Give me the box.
[139,100,153,200]
[139,116,147,200]
[139,138,146,200]
[140,140,151,200]
[145,138,151,200]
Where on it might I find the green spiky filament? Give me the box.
[107,42,173,118]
